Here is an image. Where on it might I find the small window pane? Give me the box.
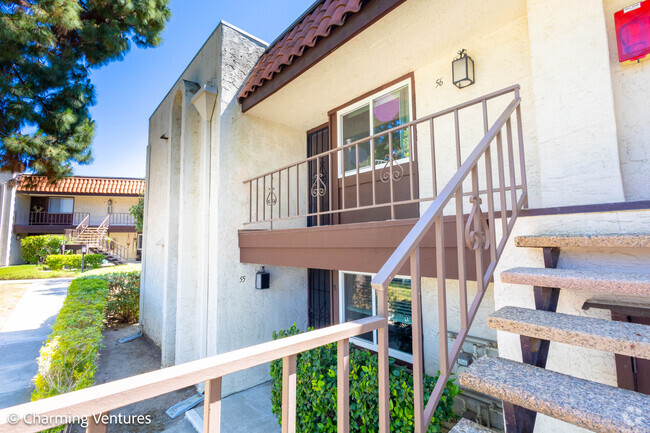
[342,273,374,343]
[373,85,410,165]
[341,105,371,172]
[387,277,412,353]
[49,198,73,213]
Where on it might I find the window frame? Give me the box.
[336,79,414,178]
[338,270,413,363]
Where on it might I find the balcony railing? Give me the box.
[14,211,90,226]
[0,317,384,433]
[108,212,135,226]
[243,84,526,229]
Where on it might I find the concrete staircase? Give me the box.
[75,226,128,265]
[454,234,650,433]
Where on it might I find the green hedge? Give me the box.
[32,278,109,402]
[45,254,104,270]
[77,265,141,324]
[20,235,67,264]
[270,325,459,432]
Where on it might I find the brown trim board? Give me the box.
[241,0,407,112]
[239,217,490,281]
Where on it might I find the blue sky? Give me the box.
[73,0,314,178]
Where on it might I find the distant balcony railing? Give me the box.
[14,211,90,226]
[109,213,135,226]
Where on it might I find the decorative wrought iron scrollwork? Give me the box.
[266,186,277,206]
[310,158,328,198]
[464,195,490,251]
[379,154,404,183]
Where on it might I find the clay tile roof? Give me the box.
[238,0,364,102]
[16,176,145,196]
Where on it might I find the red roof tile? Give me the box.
[238,0,364,102]
[17,176,145,196]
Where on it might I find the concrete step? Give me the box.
[449,419,497,433]
[488,306,650,359]
[501,267,650,297]
[515,234,650,249]
[459,356,650,433]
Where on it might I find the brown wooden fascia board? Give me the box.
[241,0,408,112]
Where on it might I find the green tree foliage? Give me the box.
[270,325,460,432]
[20,234,67,263]
[0,0,171,177]
[129,194,144,232]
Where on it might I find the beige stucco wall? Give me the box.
[141,0,650,415]
[604,0,650,201]
[142,22,310,395]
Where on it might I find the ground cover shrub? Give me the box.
[45,254,104,270]
[270,325,460,432]
[32,278,109,405]
[20,235,67,264]
[77,264,141,324]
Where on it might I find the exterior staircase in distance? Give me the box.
[72,215,130,265]
[456,234,650,433]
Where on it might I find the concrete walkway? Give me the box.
[0,278,71,409]
[173,382,280,433]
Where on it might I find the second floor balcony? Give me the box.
[14,211,136,234]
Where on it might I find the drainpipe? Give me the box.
[191,84,218,359]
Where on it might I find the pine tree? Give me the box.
[0,0,171,177]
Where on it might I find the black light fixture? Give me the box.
[256,266,270,290]
[452,49,475,89]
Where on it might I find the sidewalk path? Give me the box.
[0,278,71,409]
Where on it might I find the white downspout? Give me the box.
[191,84,218,359]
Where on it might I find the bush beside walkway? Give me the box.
[31,264,141,431]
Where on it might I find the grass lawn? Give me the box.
[0,264,79,280]
[0,282,30,328]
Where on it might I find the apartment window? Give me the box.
[338,80,412,177]
[48,197,73,213]
[339,271,413,362]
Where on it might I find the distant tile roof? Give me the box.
[16,176,145,196]
[238,0,364,102]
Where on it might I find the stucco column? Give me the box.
[0,175,17,266]
[175,80,203,365]
[191,84,218,360]
[527,0,625,206]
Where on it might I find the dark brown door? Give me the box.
[308,269,332,329]
[307,126,330,227]
[614,313,650,394]
[29,197,48,225]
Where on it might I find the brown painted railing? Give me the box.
[109,212,135,226]
[243,84,525,229]
[97,236,129,263]
[14,211,90,226]
[0,317,385,433]
[371,88,527,431]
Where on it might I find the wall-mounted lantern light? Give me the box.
[452,49,475,89]
[256,266,270,290]
[107,199,113,214]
